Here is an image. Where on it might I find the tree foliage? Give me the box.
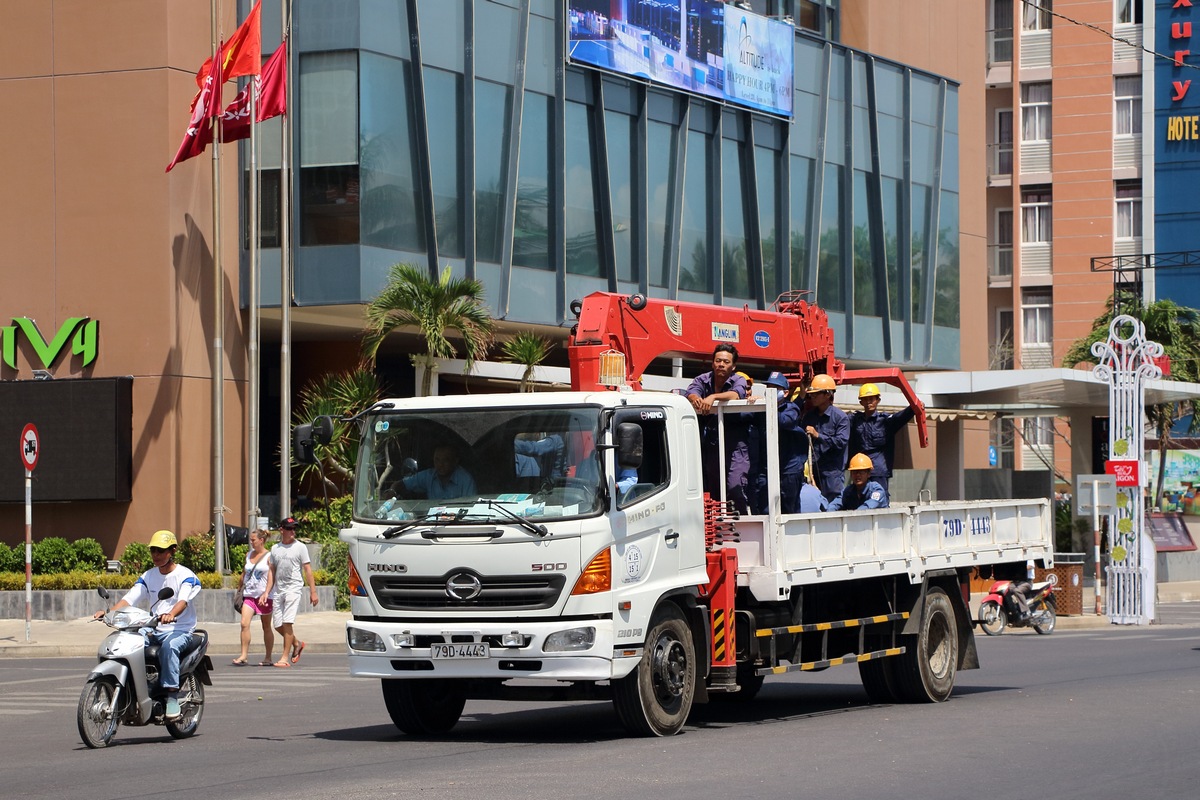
[362,264,495,396]
[292,367,383,495]
[501,332,553,392]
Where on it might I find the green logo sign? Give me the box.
[1,317,98,369]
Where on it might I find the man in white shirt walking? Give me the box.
[264,517,318,668]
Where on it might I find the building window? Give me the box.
[1021,83,1051,142]
[1022,289,1052,346]
[994,208,1013,277]
[1114,75,1142,136]
[1116,0,1143,25]
[990,0,1014,62]
[1022,0,1051,30]
[1021,189,1052,244]
[796,1,839,39]
[993,308,1015,369]
[300,51,361,246]
[1116,181,1142,239]
[1023,416,1055,447]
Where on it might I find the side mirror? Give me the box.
[97,587,111,600]
[293,423,316,464]
[616,423,643,470]
[312,415,335,446]
[402,457,418,478]
[157,587,175,601]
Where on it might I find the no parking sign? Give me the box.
[20,423,39,472]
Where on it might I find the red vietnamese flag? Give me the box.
[218,41,288,142]
[166,55,223,172]
[195,0,262,87]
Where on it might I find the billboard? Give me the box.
[567,0,794,118]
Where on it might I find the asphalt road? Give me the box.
[3,605,1200,800]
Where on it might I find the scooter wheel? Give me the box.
[78,678,120,749]
[978,600,1006,636]
[166,673,204,739]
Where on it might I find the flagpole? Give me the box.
[211,0,228,572]
[279,0,293,521]
[248,71,261,533]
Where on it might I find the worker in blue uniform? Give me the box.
[800,373,850,502]
[829,453,890,511]
[847,383,918,494]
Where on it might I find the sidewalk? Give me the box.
[3,584,1198,659]
[0,611,351,660]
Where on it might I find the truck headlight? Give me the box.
[347,627,385,652]
[543,627,595,652]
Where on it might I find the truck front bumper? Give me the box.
[344,618,641,682]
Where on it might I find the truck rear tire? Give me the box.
[381,679,466,735]
[612,603,695,736]
[894,587,957,703]
[858,657,900,704]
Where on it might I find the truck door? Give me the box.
[610,408,678,591]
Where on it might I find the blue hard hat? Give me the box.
[764,372,790,392]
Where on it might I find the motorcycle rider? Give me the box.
[94,530,201,720]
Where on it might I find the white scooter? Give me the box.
[77,586,214,748]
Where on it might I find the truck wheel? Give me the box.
[381,679,466,735]
[894,587,958,703]
[858,657,899,704]
[77,678,120,749]
[978,600,1006,636]
[166,673,204,739]
[612,603,695,736]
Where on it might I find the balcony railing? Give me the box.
[988,142,1013,180]
[988,28,1013,65]
[989,244,1013,282]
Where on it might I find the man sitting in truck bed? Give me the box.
[828,452,889,511]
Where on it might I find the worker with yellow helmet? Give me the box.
[829,452,890,511]
[93,530,202,720]
[799,373,850,502]
[848,382,920,494]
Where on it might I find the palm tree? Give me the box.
[1063,294,1200,508]
[501,331,552,392]
[362,264,495,396]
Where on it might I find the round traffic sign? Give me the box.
[20,423,39,472]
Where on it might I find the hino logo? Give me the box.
[446,572,483,601]
[367,563,407,573]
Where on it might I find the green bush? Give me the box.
[0,543,20,573]
[319,539,350,611]
[72,538,107,571]
[177,532,216,573]
[0,570,225,591]
[295,496,354,545]
[229,543,249,573]
[32,537,75,575]
[121,542,152,575]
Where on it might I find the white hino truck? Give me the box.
[294,292,1053,737]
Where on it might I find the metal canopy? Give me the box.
[911,368,1200,416]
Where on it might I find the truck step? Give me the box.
[756,646,906,676]
[753,611,910,638]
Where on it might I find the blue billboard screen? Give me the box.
[568,0,794,118]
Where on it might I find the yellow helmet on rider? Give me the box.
[858,383,881,399]
[148,530,177,550]
[807,374,837,394]
[849,453,873,472]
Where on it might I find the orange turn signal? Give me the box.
[347,556,367,597]
[571,547,612,595]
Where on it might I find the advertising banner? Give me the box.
[567,0,794,118]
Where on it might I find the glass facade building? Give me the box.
[247,0,961,369]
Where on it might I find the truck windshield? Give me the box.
[354,406,606,525]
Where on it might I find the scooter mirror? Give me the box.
[157,587,175,601]
[97,586,110,600]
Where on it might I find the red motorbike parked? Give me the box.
[977,574,1058,635]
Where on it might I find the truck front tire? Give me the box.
[382,679,466,735]
[612,603,695,736]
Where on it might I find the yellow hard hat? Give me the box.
[736,371,754,387]
[807,374,837,393]
[148,530,177,549]
[858,383,881,399]
[849,453,873,471]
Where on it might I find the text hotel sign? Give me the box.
[1155,1,1200,309]
[0,317,98,370]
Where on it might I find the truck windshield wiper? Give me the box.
[476,498,549,537]
[380,508,469,539]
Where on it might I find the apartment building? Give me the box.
[984,0,1151,479]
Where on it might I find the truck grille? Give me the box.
[370,573,567,611]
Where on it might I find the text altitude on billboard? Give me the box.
[567,0,794,118]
